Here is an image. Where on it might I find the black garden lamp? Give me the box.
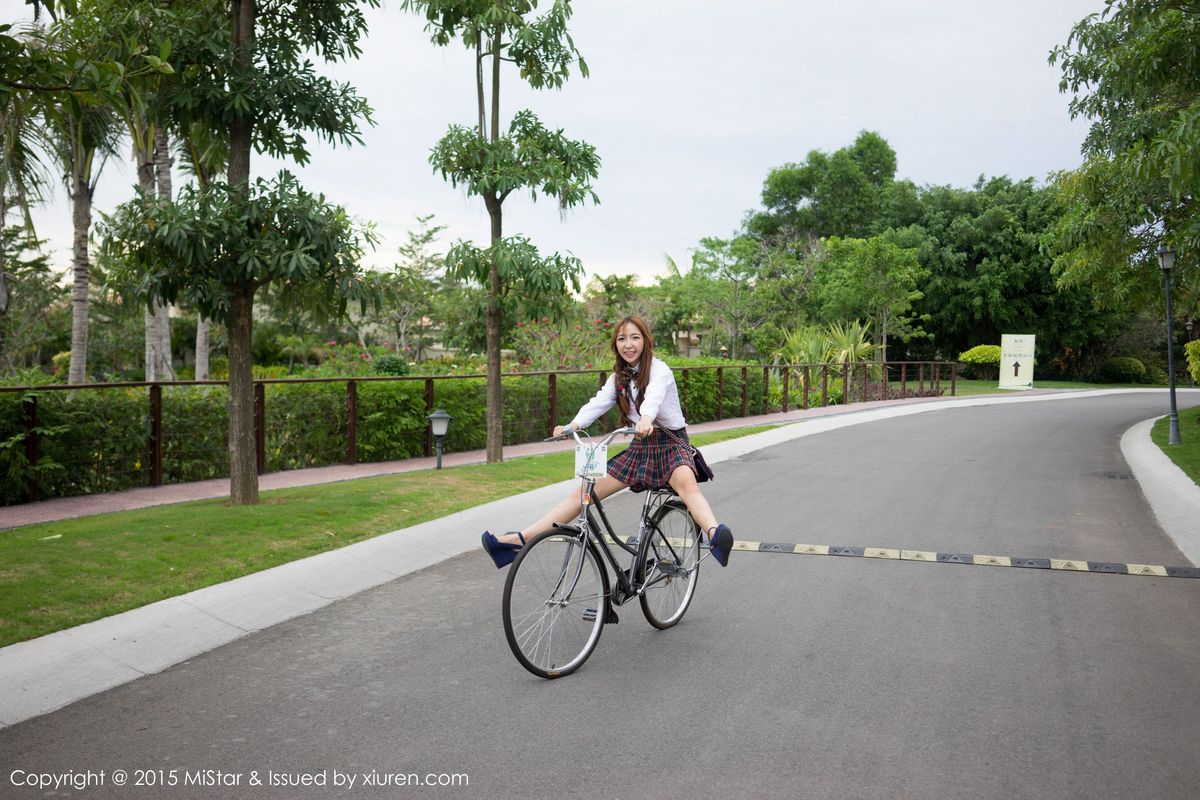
[1186,317,1194,341]
[427,407,453,469]
[1157,244,1181,445]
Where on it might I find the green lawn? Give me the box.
[0,425,774,647]
[1151,405,1200,487]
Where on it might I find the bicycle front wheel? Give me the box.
[639,502,702,629]
[503,530,608,679]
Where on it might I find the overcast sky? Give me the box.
[7,0,1103,284]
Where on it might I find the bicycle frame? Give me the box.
[550,427,701,607]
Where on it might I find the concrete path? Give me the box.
[1,389,1197,732]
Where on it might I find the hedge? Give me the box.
[1096,356,1146,384]
[0,360,950,505]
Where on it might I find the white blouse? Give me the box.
[569,357,687,431]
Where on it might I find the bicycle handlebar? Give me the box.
[543,426,638,445]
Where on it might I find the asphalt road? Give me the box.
[2,393,1199,800]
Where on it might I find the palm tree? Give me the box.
[45,99,120,384]
[776,324,829,366]
[774,324,825,397]
[0,25,54,333]
[824,319,882,387]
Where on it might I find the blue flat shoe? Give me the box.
[482,530,525,569]
[709,524,733,567]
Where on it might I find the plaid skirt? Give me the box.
[607,428,697,493]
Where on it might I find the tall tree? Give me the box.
[1048,0,1199,313]
[103,0,379,504]
[749,130,901,243]
[404,0,599,462]
[148,126,175,379]
[0,227,63,375]
[384,214,444,360]
[45,97,119,384]
[690,236,764,359]
[0,86,53,343]
[812,234,927,362]
[910,177,1126,371]
[98,0,182,382]
[583,274,639,323]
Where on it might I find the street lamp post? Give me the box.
[1157,245,1181,445]
[426,407,452,469]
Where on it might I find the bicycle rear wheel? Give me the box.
[503,530,608,679]
[638,502,701,629]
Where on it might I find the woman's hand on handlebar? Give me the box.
[545,423,577,442]
[634,416,654,438]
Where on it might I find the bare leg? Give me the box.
[493,474,629,546]
[667,465,718,535]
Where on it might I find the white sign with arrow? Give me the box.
[999,334,1035,390]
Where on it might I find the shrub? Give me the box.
[1186,340,1200,386]
[0,387,152,504]
[252,365,290,379]
[265,382,347,470]
[958,345,1001,380]
[50,351,71,376]
[163,385,228,482]
[1096,356,1146,384]
[372,354,410,376]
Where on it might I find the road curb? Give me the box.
[1121,416,1200,566]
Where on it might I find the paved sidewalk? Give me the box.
[2,388,1197,730]
[2,390,1021,530]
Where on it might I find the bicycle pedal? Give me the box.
[583,608,598,622]
[656,559,681,576]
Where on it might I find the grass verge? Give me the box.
[0,425,774,647]
[1151,404,1200,487]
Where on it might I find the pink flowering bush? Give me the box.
[512,317,612,371]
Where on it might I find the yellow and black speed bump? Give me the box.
[606,535,1198,579]
[734,540,1200,580]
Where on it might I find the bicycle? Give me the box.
[502,426,714,679]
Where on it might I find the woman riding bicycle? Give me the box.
[482,315,735,569]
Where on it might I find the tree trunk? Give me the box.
[135,132,165,381]
[227,3,254,193]
[880,310,889,365]
[481,26,505,464]
[0,188,8,318]
[226,0,258,503]
[154,128,175,379]
[484,194,503,464]
[228,280,257,503]
[195,317,210,379]
[67,167,92,384]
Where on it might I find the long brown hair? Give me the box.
[612,316,654,420]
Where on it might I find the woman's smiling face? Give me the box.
[615,322,644,364]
